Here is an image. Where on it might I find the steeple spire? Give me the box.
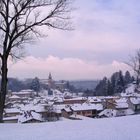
[48,72,54,89]
[48,72,52,80]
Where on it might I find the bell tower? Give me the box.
[48,73,52,80]
[48,73,54,89]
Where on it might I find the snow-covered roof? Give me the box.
[116,109,134,116]
[20,89,34,92]
[20,104,46,113]
[115,102,129,109]
[53,105,71,113]
[71,103,103,111]
[64,91,72,97]
[53,89,63,95]
[47,101,54,106]
[98,109,134,117]
[121,92,140,97]
[125,109,135,115]
[99,96,119,100]
[3,116,19,121]
[4,108,21,114]
[88,97,102,103]
[64,97,87,101]
[12,90,35,95]
[130,97,140,105]
[51,103,103,114]
[115,98,127,102]
[121,84,140,97]
[98,109,117,117]
[9,95,21,99]
[125,84,136,93]
[54,97,64,103]
[115,98,128,109]
[18,111,44,123]
[46,96,63,102]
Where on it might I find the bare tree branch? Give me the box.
[0,0,73,122]
[126,49,140,86]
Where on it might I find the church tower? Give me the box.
[48,72,52,80]
[48,73,54,89]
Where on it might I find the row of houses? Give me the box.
[3,99,104,123]
[3,84,140,123]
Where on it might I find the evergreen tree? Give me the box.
[102,77,108,96]
[110,71,125,94]
[124,71,132,85]
[31,77,40,96]
[95,77,108,96]
[95,80,104,96]
[110,72,117,94]
[117,70,125,93]
[107,80,114,96]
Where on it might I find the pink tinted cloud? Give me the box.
[8,55,130,80]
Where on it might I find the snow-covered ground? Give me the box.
[0,115,140,140]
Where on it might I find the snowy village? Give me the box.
[3,73,140,124]
[1,0,140,140]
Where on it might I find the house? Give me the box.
[3,116,19,123]
[5,102,14,108]
[129,97,140,112]
[12,89,35,98]
[87,97,102,104]
[53,97,64,105]
[115,98,129,110]
[121,84,140,98]
[70,103,103,117]
[102,97,131,117]
[4,108,21,117]
[18,111,44,123]
[105,98,129,110]
[8,95,21,102]
[55,81,67,92]
[40,73,67,92]
[114,98,131,116]
[116,109,134,116]
[98,108,134,118]
[63,97,87,104]
[53,104,69,118]
[103,96,120,109]
[98,109,117,118]
[61,108,72,118]
[20,104,46,113]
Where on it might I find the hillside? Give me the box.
[0,115,140,140]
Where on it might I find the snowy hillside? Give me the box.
[121,83,140,97]
[0,115,140,140]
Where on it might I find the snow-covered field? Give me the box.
[0,115,140,140]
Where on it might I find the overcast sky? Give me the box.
[8,0,140,80]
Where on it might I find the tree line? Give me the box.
[95,71,134,96]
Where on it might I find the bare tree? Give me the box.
[0,0,72,122]
[127,49,140,86]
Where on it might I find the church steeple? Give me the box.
[48,72,52,80]
[48,72,54,89]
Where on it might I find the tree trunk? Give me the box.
[0,56,8,122]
